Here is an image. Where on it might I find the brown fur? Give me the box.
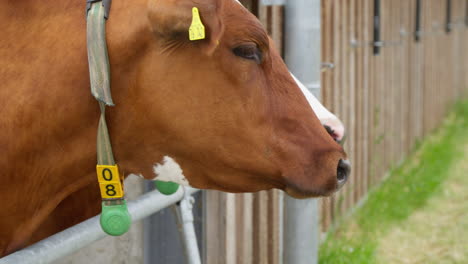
[0,0,346,256]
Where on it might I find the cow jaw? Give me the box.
[153,156,191,186]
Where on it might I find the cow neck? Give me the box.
[86,0,183,236]
[86,0,131,237]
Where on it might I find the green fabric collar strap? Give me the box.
[86,0,115,168]
[87,0,114,106]
[97,101,115,165]
[86,0,131,237]
[87,0,112,20]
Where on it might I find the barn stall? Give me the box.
[2,0,468,263]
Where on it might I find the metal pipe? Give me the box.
[177,192,201,264]
[0,188,199,264]
[283,1,321,264]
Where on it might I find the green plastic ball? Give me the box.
[100,201,132,236]
[155,181,180,195]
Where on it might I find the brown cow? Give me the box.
[0,0,349,256]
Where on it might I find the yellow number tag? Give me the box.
[189,7,205,41]
[96,165,124,199]
[97,165,120,182]
[98,182,124,199]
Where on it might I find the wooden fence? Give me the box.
[321,0,468,230]
[204,0,468,263]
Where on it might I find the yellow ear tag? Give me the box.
[189,7,206,41]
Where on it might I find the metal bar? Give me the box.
[373,0,381,55]
[446,0,452,33]
[261,0,286,6]
[283,1,321,264]
[415,0,422,42]
[177,192,202,264]
[0,188,199,264]
[465,0,468,27]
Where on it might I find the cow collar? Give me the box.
[86,0,131,237]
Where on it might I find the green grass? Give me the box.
[376,147,468,263]
[319,100,468,264]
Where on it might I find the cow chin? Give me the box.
[283,178,338,199]
[281,165,341,199]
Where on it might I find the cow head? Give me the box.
[109,0,349,198]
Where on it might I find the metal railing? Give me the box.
[0,187,200,264]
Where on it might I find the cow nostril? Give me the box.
[337,159,351,188]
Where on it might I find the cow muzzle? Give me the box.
[337,159,350,189]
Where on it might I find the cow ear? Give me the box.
[148,0,224,55]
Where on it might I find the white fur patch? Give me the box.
[292,74,345,141]
[153,156,190,186]
[291,74,334,119]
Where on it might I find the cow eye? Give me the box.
[232,44,263,64]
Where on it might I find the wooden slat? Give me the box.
[253,191,269,264]
[205,191,226,264]
[361,0,371,200]
[354,0,364,201]
[330,0,338,227]
[267,190,280,264]
[339,0,348,217]
[237,194,253,264]
[225,194,237,264]
[320,0,334,232]
[347,0,356,209]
